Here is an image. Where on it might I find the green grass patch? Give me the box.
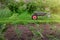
[0,12,60,24]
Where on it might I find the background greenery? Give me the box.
[0,0,60,40]
[0,0,60,23]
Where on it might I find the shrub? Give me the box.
[6,0,48,14]
[0,8,12,18]
[26,2,37,13]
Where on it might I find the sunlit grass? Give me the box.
[0,12,60,23]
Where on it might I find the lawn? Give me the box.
[0,12,60,24]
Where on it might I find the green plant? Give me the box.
[0,8,12,18]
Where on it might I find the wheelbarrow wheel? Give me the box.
[32,15,37,20]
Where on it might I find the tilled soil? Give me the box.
[4,23,60,40]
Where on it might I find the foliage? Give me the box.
[0,8,12,18]
[45,0,60,14]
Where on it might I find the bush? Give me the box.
[0,8,12,18]
[26,2,37,13]
[7,0,46,14]
[1,0,60,14]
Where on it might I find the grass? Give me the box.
[0,11,60,24]
[0,14,60,23]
